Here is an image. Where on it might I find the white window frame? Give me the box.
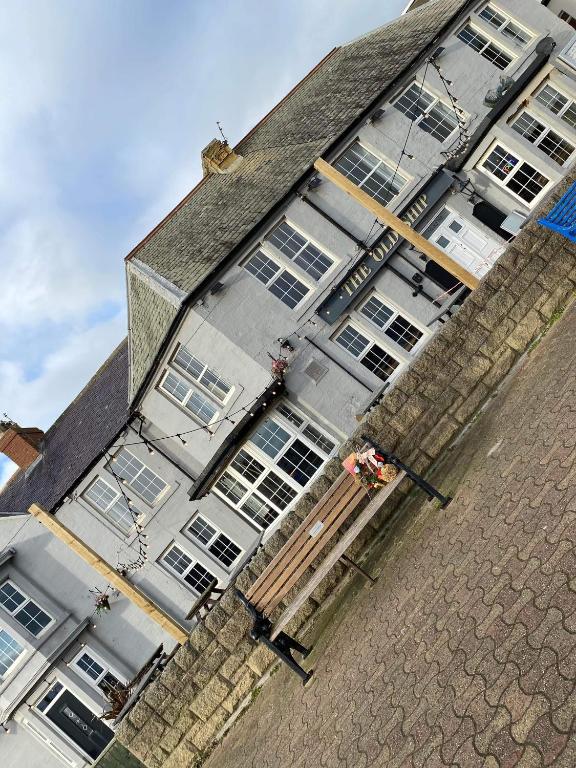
[171,345,233,405]
[511,110,576,166]
[0,580,53,637]
[186,514,243,570]
[213,403,337,532]
[393,81,462,143]
[82,476,140,535]
[264,219,338,283]
[159,369,220,426]
[533,81,576,131]
[0,626,25,680]
[358,293,429,355]
[333,140,409,208]
[457,23,516,70]
[333,320,404,384]
[109,448,169,506]
[478,141,551,207]
[477,4,533,47]
[160,543,217,595]
[244,248,312,310]
[70,646,126,695]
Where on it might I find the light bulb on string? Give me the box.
[178,435,187,446]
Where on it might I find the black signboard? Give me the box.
[316,169,455,323]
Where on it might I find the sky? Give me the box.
[0,0,407,487]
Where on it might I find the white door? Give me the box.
[425,208,504,279]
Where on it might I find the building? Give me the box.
[3,0,576,764]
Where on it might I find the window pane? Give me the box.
[335,325,371,358]
[538,129,574,165]
[536,85,568,115]
[163,545,192,576]
[184,562,215,594]
[268,222,333,281]
[199,368,231,401]
[0,629,24,679]
[277,403,304,428]
[335,142,404,207]
[512,113,546,144]
[482,145,519,180]
[209,534,241,568]
[394,83,435,122]
[483,42,512,69]
[479,5,506,29]
[99,672,123,695]
[114,450,145,485]
[502,21,531,46]
[258,472,298,509]
[231,450,265,483]
[107,497,135,534]
[268,271,309,309]
[506,163,548,202]
[277,439,323,486]
[76,653,105,681]
[385,316,423,351]
[420,102,459,142]
[360,344,400,382]
[174,347,204,380]
[245,251,280,284]
[250,419,291,458]
[185,391,218,424]
[189,516,218,546]
[302,425,336,455]
[161,372,190,404]
[361,296,394,329]
[14,602,51,636]
[458,25,488,53]
[0,582,26,613]
[85,478,117,512]
[215,473,249,504]
[562,103,576,129]
[241,496,279,529]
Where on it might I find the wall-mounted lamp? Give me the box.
[368,107,385,124]
[307,176,322,190]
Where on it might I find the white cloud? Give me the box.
[0,457,17,489]
[0,312,126,435]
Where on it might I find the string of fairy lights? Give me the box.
[43,52,477,626]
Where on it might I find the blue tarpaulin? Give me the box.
[539,182,576,241]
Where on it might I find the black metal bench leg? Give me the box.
[259,635,313,685]
[275,631,310,658]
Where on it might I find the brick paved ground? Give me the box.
[204,301,576,768]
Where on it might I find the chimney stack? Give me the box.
[0,421,44,471]
[201,139,243,177]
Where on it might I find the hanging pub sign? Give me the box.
[316,169,455,324]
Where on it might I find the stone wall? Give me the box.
[117,175,576,768]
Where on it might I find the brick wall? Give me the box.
[117,175,576,768]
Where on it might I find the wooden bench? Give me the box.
[237,442,451,683]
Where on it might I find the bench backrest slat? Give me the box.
[247,472,368,613]
[246,470,353,604]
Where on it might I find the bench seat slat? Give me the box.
[269,469,406,640]
[251,478,366,613]
[246,470,356,604]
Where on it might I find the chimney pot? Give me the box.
[201,139,243,177]
[0,422,44,471]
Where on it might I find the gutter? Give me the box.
[130,0,478,412]
[447,37,555,172]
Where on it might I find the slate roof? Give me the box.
[126,0,472,400]
[0,340,129,517]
